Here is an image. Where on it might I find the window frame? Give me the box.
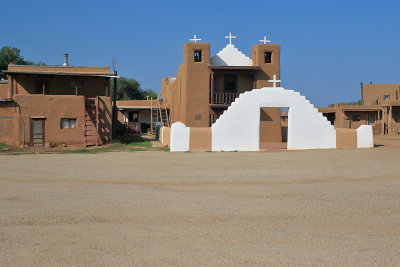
[60,118,77,129]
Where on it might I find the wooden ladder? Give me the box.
[83,96,99,148]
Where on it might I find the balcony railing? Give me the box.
[212,92,240,105]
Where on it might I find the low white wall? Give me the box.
[167,88,374,152]
[211,87,336,151]
[170,122,190,152]
[357,125,374,148]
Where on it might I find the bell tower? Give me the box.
[252,38,280,88]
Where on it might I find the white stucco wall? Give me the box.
[210,44,253,66]
[211,87,337,151]
[356,125,374,148]
[170,122,190,152]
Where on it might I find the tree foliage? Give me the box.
[111,76,158,100]
[328,100,363,107]
[144,89,158,99]
[0,46,45,78]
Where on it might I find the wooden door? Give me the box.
[31,119,45,147]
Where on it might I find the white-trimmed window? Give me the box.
[61,118,76,129]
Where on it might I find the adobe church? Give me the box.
[162,33,281,127]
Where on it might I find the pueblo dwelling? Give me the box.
[0,55,117,148]
[117,33,288,145]
[318,83,400,135]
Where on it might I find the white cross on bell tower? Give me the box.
[268,75,281,88]
[225,32,236,45]
[190,34,201,43]
[259,35,271,44]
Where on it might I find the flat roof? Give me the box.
[2,70,119,78]
[209,66,261,70]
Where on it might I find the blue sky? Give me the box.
[2,0,400,106]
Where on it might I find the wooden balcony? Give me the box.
[211,92,240,106]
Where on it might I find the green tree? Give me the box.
[111,77,145,100]
[328,100,363,107]
[0,46,45,79]
[144,89,158,99]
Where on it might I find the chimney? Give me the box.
[63,53,69,66]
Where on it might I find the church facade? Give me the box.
[161,35,281,127]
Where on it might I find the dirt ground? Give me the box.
[0,136,399,266]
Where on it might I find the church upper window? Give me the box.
[265,52,272,63]
[194,50,202,62]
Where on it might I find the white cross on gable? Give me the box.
[190,34,201,43]
[225,32,236,45]
[268,75,281,88]
[259,35,271,44]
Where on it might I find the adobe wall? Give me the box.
[0,102,19,146]
[259,107,282,143]
[189,127,211,151]
[160,126,170,146]
[14,95,85,146]
[362,84,400,105]
[12,75,110,97]
[252,44,280,88]
[183,42,211,127]
[336,128,357,149]
[0,81,9,99]
[167,65,186,125]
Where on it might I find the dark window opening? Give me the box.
[353,115,361,122]
[194,50,202,62]
[264,52,272,63]
[224,74,238,91]
[128,111,139,122]
[395,112,400,123]
[384,95,390,101]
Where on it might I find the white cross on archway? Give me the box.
[190,34,201,43]
[268,75,281,88]
[225,32,236,45]
[259,35,271,44]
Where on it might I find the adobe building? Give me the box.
[0,57,117,148]
[162,34,280,127]
[318,83,400,135]
[117,34,285,143]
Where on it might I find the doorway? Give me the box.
[259,107,287,150]
[31,118,45,147]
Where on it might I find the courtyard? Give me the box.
[0,136,399,266]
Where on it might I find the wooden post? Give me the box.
[10,76,13,99]
[210,72,214,104]
[389,105,392,135]
[42,80,46,95]
[96,95,99,146]
[112,71,118,139]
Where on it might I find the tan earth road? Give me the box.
[0,137,400,266]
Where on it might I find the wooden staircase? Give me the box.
[83,96,99,148]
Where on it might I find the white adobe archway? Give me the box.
[211,87,337,151]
